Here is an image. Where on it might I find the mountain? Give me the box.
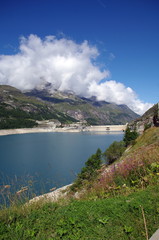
[25,87,139,125]
[0,85,77,129]
[0,85,139,129]
[128,102,159,133]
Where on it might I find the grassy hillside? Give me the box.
[0,127,159,239]
[77,127,159,198]
[0,185,159,239]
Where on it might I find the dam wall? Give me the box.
[84,125,127,132]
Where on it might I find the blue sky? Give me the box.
[0,0,159,114]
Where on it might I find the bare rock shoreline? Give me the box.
[0,127,81,136]
[28,184,73,204]
[0,125,126,136]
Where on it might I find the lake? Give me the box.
[0,131,123,197]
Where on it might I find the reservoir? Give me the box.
[0,132,123,198]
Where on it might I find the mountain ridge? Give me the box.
[25,86,139,125]
[0,84,139,129]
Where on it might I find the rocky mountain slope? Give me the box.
[128,102,159,133]
[0,85,139,129]
[0,85,77,129]
[25,87,139,125]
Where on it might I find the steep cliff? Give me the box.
[128,103,159,133]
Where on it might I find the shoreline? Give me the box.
[0,125,126,136]
[29,184,73,204]
[0,127,81,136]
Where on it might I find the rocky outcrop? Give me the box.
[29,184,72,204]
[128,103,159,134]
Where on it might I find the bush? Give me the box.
[103,141,125,165]
[144,123,151,131]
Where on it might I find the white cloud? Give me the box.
[88,80,152,114]
[0,34,152,115]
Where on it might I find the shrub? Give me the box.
[103,141,126,165]
[144,123,151,131]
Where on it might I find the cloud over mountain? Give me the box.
[0,34,152,114]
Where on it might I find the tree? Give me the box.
[71,148,102,191]
[85,148,102,170]
[103,141,125,165]
[123,127,138,147]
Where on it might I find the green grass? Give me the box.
[0,185,159,239]
[122,127,159,151]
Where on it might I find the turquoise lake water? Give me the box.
[0,132,123,197]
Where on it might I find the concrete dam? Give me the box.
[84,125,127,132]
